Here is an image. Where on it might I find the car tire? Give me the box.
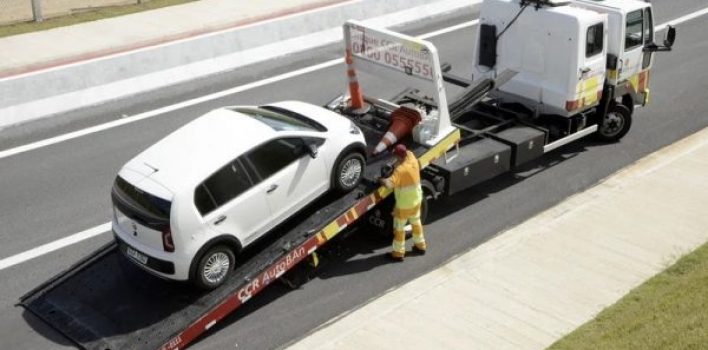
[193,245,235,290]
[333,151,366,192]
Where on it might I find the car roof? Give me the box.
[128,108,277,192]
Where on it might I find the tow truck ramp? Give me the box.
[19,21,464,350]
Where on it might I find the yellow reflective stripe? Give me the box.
[393,218,407,230]
[576,75,601,108]
[392,240,405,253]
[321,222,340,241]
[394,185,422,209]
[412,234,425,245]
[630,74,640,93]
[418,129,461,169]
[583,76,601,105]
[608,69,618,80]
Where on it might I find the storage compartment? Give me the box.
[432,138,511,195]
[494,126,546,167]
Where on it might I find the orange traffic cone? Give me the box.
[373,106,422,155]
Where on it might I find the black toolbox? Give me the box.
[432,137,511,195]
[492,126,546,167]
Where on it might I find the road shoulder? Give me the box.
[287,126,708,350]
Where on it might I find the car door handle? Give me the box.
[214,215,227,225]
[267,184,278,194]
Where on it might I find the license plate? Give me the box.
[126,246,148,265]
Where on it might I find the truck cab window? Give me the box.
[586,23,603,58]
[625,10,643,51]
[643,8,653,44]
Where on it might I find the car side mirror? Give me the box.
[306,143,319,159]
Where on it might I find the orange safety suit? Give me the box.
[384,150,426,258]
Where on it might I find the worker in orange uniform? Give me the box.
[380,144,426,261]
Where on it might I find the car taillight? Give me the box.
[162,228,175,252]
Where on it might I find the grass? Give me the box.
[548,242,708,350]
[0,0,196,38]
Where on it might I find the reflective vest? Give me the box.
[389,151,423,212]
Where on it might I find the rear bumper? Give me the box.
[114,233,175,275]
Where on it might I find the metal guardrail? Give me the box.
[0,0,145,25]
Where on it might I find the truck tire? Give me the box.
[333,151,366,193]
[193,245,235,290]
[596,104,632,142]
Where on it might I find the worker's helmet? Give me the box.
[393,144,407,159]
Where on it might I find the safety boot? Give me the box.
[389,251,405,262]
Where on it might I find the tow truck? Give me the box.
[19,1,674,349]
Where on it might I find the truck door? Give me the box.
[618,9,645,83]
[641,7,654,71]
[578,21,606,109]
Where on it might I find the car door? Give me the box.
[196,158,270,245]
[245,137,328,231]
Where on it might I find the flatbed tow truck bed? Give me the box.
[18,110,459,350]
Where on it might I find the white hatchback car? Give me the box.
[111,101,366,289]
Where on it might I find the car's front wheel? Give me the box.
[193,245,235,290]
[333,151,365,192]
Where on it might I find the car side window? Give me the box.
[195,160,252,215]
[246,138,306,181]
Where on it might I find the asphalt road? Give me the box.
[1,1,707,349]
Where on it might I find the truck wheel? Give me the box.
[596,104,632,142]
[333,151,365,192]
[194,245,235,290]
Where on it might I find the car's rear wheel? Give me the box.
[194,245,235,290]
[333,151,365,192]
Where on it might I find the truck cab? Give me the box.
[471,0,674,142]
[573,0,657,107]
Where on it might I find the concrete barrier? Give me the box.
[0,0,478,129]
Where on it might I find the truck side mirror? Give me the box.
[664,26,676,48]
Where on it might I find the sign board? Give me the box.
[344,20,453,145]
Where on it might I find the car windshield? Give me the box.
[230,106,324,132]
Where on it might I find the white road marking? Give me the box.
[0,223,110,271]
[1,8,707,269]
[655,6,708,31]
[0,20,479,161]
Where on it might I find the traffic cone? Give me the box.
[373,107,422,154]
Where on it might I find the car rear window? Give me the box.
[113,176,171,219]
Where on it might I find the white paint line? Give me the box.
[655,6,708,31]
[0,222,111,271]
[2,7,707,270]
[0,20,479,161]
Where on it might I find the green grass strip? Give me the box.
[0,0,196,38]
[548,242,708,350]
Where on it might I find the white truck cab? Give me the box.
[574,0,657,106]
[472,0,675,142]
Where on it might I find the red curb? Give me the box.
[0,0,353,80]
